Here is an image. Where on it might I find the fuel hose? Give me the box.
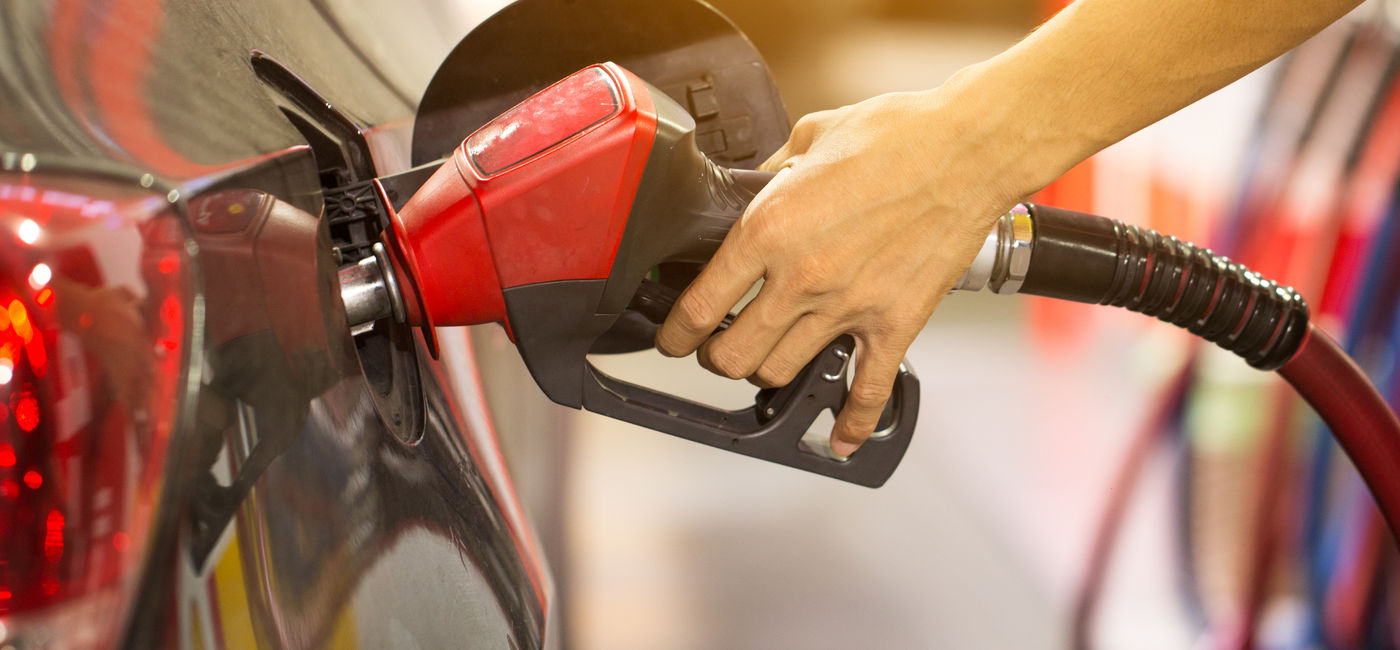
[960,203,1400,541]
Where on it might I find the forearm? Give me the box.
[942,0,1365,205]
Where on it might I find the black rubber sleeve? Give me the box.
[1019,203,1309,370]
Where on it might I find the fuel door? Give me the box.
[410,0,789,169]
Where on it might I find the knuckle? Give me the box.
[674,291,719,333]
[848,381,891,410]
[695,352,719,376]
[742,207,783,243]
[792,113,819,134]
[790,256,838,293]
[881,310,926,339]
[705,341,753,380]
[797,109,834,129]
[655,333,687,357]
[756,357,799,387]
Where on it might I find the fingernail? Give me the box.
[830,435,860,459]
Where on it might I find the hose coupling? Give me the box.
[953,204,1034,295]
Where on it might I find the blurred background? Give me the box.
[472,1,1400,648]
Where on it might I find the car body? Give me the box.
[0,1,551,647]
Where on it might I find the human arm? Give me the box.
[656,0,1366,457]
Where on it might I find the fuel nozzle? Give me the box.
[331,61,920,487]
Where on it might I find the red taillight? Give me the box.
[1,172,191,646]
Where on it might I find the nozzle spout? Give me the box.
[338,242,407,334]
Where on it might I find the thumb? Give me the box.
[758,149,800,173]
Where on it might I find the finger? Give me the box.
[760,139,813,173]
[696,288,804,380]
[656,238,764,358]
[749,315,839,388]
[830,343,903,458]
[759,110,827,171]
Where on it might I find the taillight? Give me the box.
[0,172,191,647]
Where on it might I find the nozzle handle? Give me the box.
[580,334,919,487]
[608,280,918,487]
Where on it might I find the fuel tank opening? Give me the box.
[253,50,426,445]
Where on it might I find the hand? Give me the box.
[657,79,1032,457]
[55,279,156,410]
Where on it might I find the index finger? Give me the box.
[656,236,765,357]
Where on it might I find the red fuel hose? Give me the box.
[1279,324,1400,539]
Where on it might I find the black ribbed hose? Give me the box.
[1017,205,1400,650]
[1018,204,1310,370]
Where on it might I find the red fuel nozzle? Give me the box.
[384,154,503,329]
[339,62,919,487]
[382,62,658,349]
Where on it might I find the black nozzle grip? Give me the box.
[730,168,777,196]
[667,167,777,263]
[579,334,919,487]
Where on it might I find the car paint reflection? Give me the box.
[0,172,191,646]
[179,186,545,648]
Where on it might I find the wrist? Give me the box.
[936,57,1097,207]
